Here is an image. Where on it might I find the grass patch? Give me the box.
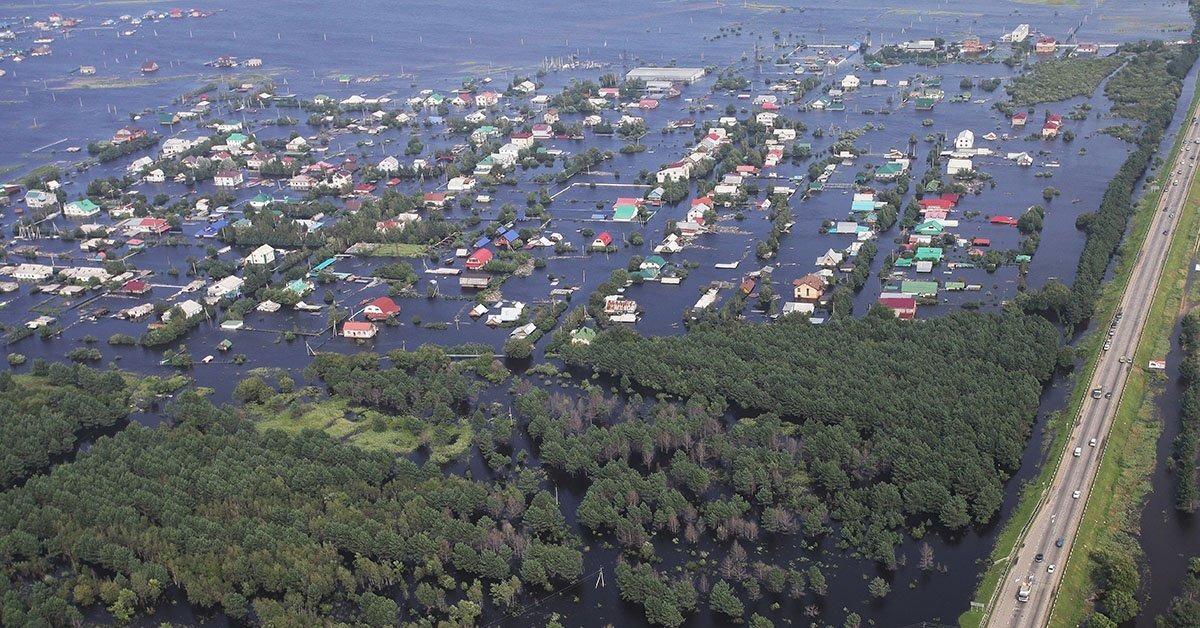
[965,68,1200,628]
[1007,56,1125,106]
[248,397,473,463]
[360,242,428,257]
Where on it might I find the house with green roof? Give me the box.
[287,279,313,295]
[64,199,101,218]
[226,133,249,149]
[570,327,597,345]
[613,204,638,222]
[875,161,906,181]
[249,192,274,209]
[915,96,936,111]
[914,247,944,262]
[894,257,913,268]
[914,220,944,236]
[901,280,939,296]
[945,281,966,291]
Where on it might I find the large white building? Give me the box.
[11,264,54,282]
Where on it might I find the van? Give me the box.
[1073,447,1082,457]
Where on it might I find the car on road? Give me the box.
[1073,490,1082,499]
[1048,564,1056,573]
[1090,437,1098,447]
[1074,446,1082,457]
[1103,341,1111,351]
[1035,552,1044,562]
[1056,537,1065,547]
[1119,356,1129,363]
[1108,329,1116,337]
[1105,391,1113,399]
[1092,388,1103,399]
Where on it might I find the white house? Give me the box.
[206,275,244,299]
[773,128,797,141]
[162,299,204,322]
[656,161,692,183]
[946,157,974,176]
[475,91,501,108]
[448,176,477,192]
[755,112,779,127]
[144,168,166,183]
[289,174,315,190]
[161,137,192,157]
[24,190,57,209]
[127,156,154,173]
[378,156,400,172]
[841,74,861,90]
[285,136,309,152]
[64,199,101,218]
[815,249,844,268]
[955,129,975,151]
[244,244,276,266]
[214,170,243,187]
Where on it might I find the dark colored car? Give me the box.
[1055,537,1065,548]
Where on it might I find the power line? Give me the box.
[479,566,606,628]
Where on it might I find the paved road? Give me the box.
[988,118,1200,626]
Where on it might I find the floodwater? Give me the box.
[0,0,1195,625]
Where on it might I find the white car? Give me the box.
[1072,490,1082,499]
[1048,564,1056,574]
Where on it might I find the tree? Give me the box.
[359,592,398,627]
[868,576,891,598]
[709,579,744,621]
[918,541,935,571]
[233,376,274,404]
[522,491,567,540]
[807,566,828,596]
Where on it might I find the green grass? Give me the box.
[1050,115,1200,627]
[362,242,428,257]
[249,397,474,463]
[964,70,1200,628]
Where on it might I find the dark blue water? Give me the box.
[0,1,1195,626]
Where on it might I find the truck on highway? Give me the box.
[1018,578,1032,602]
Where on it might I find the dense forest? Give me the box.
[0,391,583,627]
[564,310,1060,535]
[0,365,129,490]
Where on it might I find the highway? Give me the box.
[987,115,1200,627]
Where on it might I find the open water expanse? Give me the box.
[1,0,1199,625]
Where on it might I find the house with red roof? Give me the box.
[1042,113,1062,138]
[466,248,493,270]
[363,296,401,321]
[990,216,1019,226]
[112,126,147,144]
[1011,112,1027,128]
[423,192,448,206]
[342,321,378,339]
[119,279,151,295]
[878,295,917,320]
[591,232,613,248]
